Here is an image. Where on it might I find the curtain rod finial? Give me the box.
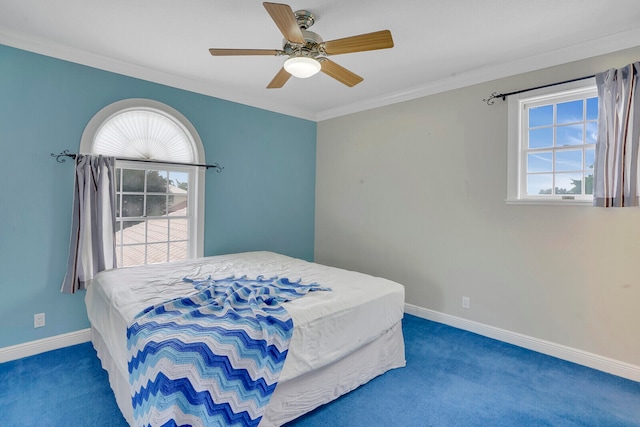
[483,92,504,106]
[207,163,224,173]
[51,149,76,163]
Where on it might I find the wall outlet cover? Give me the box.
[34,313,45,328]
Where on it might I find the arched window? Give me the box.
[81,99,205,267]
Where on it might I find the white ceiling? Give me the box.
[1,1,640,121]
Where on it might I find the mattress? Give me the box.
[85,251,406,425]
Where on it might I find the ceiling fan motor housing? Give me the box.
[281,10,323,59]
[283,29,323,59]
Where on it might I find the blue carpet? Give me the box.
[1,315,638,426]
[0,341,127,426]
[287,315,640,426]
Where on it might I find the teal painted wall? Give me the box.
[0,44,316,348]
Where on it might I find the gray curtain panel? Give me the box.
[593,62,640,207]
[61,155,117,293]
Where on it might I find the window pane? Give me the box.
[527,152,552,173]
[147,219,168,243]
[586,121,597,144]
[556,172,583,194]
[169,171,189,192]
[529,105,553,127]
[529,128,553,148]
[147,243,169,264]
[527,174,553,195]
[585,172,594,195]
[586,97,598,120]
[555,150,582,172]
[115,221,123,245]
[169,194,188,215]
[556,124,583,146]
[147,170,168,192]
[116,169,121,191]
[122,169,145,192]
[169,218,189,241]
[146,195,167,217]
[122,195,144,217]
[122,221,144,244]
[585,149,595,170]
[122,244,146,267]
[169,242,188,262]
[557,100,583,124]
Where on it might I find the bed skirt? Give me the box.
[91,320,405,426]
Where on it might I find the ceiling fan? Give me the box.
[209,2,394,89]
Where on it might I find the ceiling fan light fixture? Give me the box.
[284,56,321,78]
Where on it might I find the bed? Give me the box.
[85,251,406,426]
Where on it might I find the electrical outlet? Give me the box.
[34,313,45,328]
[462,296,470,309]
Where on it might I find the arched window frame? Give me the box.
[80,99,205,264]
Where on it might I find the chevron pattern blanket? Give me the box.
[126,276,329,427]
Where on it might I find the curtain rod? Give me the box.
[483,74,596,106]
[51,150,224,173]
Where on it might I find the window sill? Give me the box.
[505,198,592,206]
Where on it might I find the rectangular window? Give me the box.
[507,79,597,204]
[115,162,193,267]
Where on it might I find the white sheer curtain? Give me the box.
[593,62,640,207]
[61,155,117,293]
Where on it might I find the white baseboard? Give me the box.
[3,309,639,383]
[0,328,92,363]
[405,304,640,383]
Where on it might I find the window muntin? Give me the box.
[507,80,597,204]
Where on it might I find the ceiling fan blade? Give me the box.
[263,2,305,44]
[209,48,281,56]
[320,59,364,87]
[323,30,394,55]
[267,67,291,89]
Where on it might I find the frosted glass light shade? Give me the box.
[284,57,321,78]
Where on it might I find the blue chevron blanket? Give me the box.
[127,276,329,427]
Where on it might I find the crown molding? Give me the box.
[315,27,640,121]
[2,26,639,122]
[0,27,317,121]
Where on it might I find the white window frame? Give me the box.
[507,79,597,205]
[80,99,205,264]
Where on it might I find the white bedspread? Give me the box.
[85,251,405,386]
